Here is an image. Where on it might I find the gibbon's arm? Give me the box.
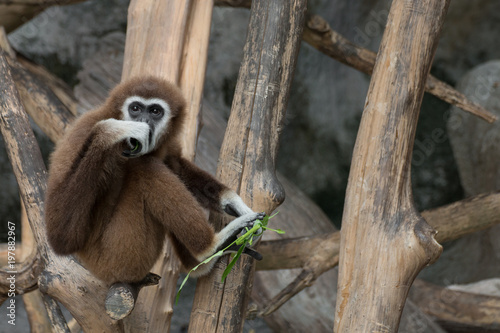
[140,160,264,264]
[45,115,150,255]
[165,155,253,217]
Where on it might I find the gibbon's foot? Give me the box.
[135,272,161,287]
[223,243,263,261]
[243,246,263,260]
[216,211,266,260]
[231,211,266,236]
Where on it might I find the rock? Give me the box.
[420,61,500,285]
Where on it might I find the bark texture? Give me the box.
[188,0,307,332]
[0,52,121,331]
[122,1,214,331]
[334,0,449,331]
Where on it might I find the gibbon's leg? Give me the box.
[46,118,150,255]
[80,178,167,284]
[138,157,264,265]
[165,155,253,217]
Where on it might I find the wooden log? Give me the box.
[334,0,448,331]
[251,190,500,317]
[0,250,41,298]
[17,56,78,116]
[252,246,339,318]
[0,40,70,332]
[0,51,121,331]
[424,191,500,243]
[6,56,74,142]
[105,273,161,320]
[410,279,500,332]
[122,0,190,82]
[0,0,88,33]
[23,290,53,333]
[257,190,500,271]
[257,233,339,271]
[179,0,214,160]
[122,0,216,330]
[121,1,191,329]
[189,1,307,332]
[0,243,23,266]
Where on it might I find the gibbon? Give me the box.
[45,76,263,284]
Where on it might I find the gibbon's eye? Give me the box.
[129,102,143,114]
[149,104,164,117]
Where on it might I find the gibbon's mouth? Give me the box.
[122,138,142,157]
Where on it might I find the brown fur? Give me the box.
[45,76,231,284]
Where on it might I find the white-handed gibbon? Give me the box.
[45,76,263,284]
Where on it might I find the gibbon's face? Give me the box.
[121,96,171,151]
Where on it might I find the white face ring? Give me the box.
[121,96,172,150]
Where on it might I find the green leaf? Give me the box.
[269,211,280,219]
[261,215,269,227]
[176,250,224,304]
[176,211,285,303]
[263,227,285,234]
[176,274,190,305]
[235,222,262,245]
[131,139,140,152]
[221,243,246,283]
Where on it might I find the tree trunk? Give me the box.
[122,0,214,331]
[334,0,449,331]
[188,0,307,332]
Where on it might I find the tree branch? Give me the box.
[410,279,500,332]
[0,0,88,33]
[215,1,497,123]
[105,273,161,320]
[6,56,74,142]
[252,191,500,316]
[41,293,70,333]
[0,51,121,331]
[0,251,42,299]
[302,14,496,123]
[257,191,500,272]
